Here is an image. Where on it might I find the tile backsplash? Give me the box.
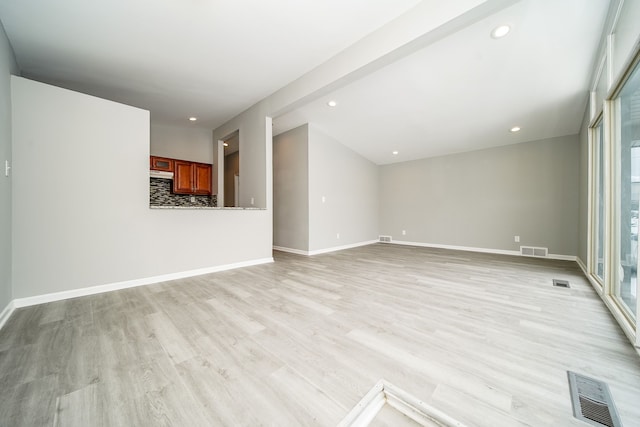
[150,178,216,207]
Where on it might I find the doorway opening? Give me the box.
[222,131,239,207]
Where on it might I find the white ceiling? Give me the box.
[0,0,420,128]
[0,0,611,165]
[274,0,611,164]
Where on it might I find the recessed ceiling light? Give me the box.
[223,142,229,147]
[327,100,337,107]
[189,117,197,121]
[491,25,510,39]
[392,151,399,155]
[510,126,521,133]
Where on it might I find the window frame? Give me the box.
[589,114,606,290]
[587,42,640,348]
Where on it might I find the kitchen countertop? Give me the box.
[150,205,265,210]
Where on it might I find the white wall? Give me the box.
[213,103,271,209]
[0,22,17,313]
[308,125,379,251]
[273,125,309,251]
[379,135,580,256]
[150,123,214,164]
[11,77,272,299]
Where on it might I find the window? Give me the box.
[613,61,640,319]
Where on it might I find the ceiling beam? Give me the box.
[265,0,522,119]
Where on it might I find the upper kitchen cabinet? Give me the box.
[193,162,212,195]
[150,156,174,172]
[173,160,212,195]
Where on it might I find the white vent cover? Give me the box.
[520,246,548,257]
[379,235,392,243]
[568,371,621,427]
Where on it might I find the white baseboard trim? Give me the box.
[546,254,578,261]
[11,257,274,309]
[576,256,605,298]
[273,240,378,257]
[390,240,519,256]
[308,240,378,256]
[576,257,588,276]
[0,300,16,331]
[575,257,638,349]
[272,246,309,256]
[389,240,577,261]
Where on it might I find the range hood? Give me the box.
[150,170,174,179]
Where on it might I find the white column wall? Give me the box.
[0,22,17,314]
[11,77,271,299]
[273,125,309,252]
[308,125,379,252]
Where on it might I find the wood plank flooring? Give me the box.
[1,243,639,426]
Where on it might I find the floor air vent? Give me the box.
[520,246,548,257]
[567,371,622,427]
[553,279,570,288]
[379,235,392,243]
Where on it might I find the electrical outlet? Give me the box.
[250,197,254,205]
[190,196,196,203]
[322,196,326,203]
[336,233,340,239]
[402,230,406,235]
[514,235,520,242]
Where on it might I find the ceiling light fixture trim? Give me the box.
[491,25,510,39]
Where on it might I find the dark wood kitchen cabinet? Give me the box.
[193,162,212,195]
[173,160,212,195]
[150,156,174,172]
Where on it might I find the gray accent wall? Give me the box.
[379,135,580,255]
[0,22,17,312]
[273,124,309,252]
[11,77,272,299]
[308,125,378,251]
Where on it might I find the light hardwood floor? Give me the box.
[1,244,639,426]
